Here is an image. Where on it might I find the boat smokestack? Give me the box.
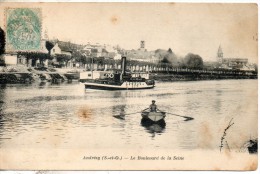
[121,56,127,75]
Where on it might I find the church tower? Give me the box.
[40,29,49,53]
[140,40,145,49]
[139,40,146,51]
[217,45,223,63]
[43,28,49,41]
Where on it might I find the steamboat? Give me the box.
[79,57,155,90]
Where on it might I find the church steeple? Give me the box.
[43,28,49,41]
[217,45,223,63]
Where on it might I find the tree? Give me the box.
[182,53,204,69]
[55,54,72,67]
[0,27,5,66]
[72,50,86,66]
[155,48,178,65]
[0,27,5,55]
[45,41,54,53]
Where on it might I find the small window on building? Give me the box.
[88,74,91,77]
[53,49,55,53]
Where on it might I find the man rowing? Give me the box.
[143,100,160,112]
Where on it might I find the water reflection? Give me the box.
[141,118,166,137]
[0,85,7,142]
[113,105,126,120]
[0,87,5,111]
[112,91,127,120]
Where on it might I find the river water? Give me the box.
[0,80,257,151]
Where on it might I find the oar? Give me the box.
[164,112,194,121]
[113,111,142,117]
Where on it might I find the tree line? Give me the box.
[156,48,204,69]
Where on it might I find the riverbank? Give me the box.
[0,71,257,84]
[0,72,79,84]
[0,66,80,84]
[0,66,257,84]
[150,72,257,81]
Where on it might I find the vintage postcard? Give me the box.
[0,2,258,171]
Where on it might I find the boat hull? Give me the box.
[84,82,155,90]
[141,117,166,128]
[141,111,166,122]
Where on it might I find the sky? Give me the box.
[0,3,258,63]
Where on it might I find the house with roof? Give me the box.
[46,41,73,67]
[50,42,72,57]
[82,43,92,56]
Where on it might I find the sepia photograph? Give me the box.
[0,1,258,171]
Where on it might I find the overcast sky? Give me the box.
[0,3,258,63]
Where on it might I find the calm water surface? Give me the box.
[0,80,257,150]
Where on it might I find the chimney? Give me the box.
[121,56,127,75]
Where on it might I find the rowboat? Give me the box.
[141,111,166,122]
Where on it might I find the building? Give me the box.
[3,40,50,66]
[138,40,146,52]
[50,42,72,57]
[3,51,17,65]
[45,41,72,67]
[82,43,92,56]
[217,45,223,64]
[83,43,120,59]
[124,49,155,62]
[216,45,254,70]
[90,48,102,57]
